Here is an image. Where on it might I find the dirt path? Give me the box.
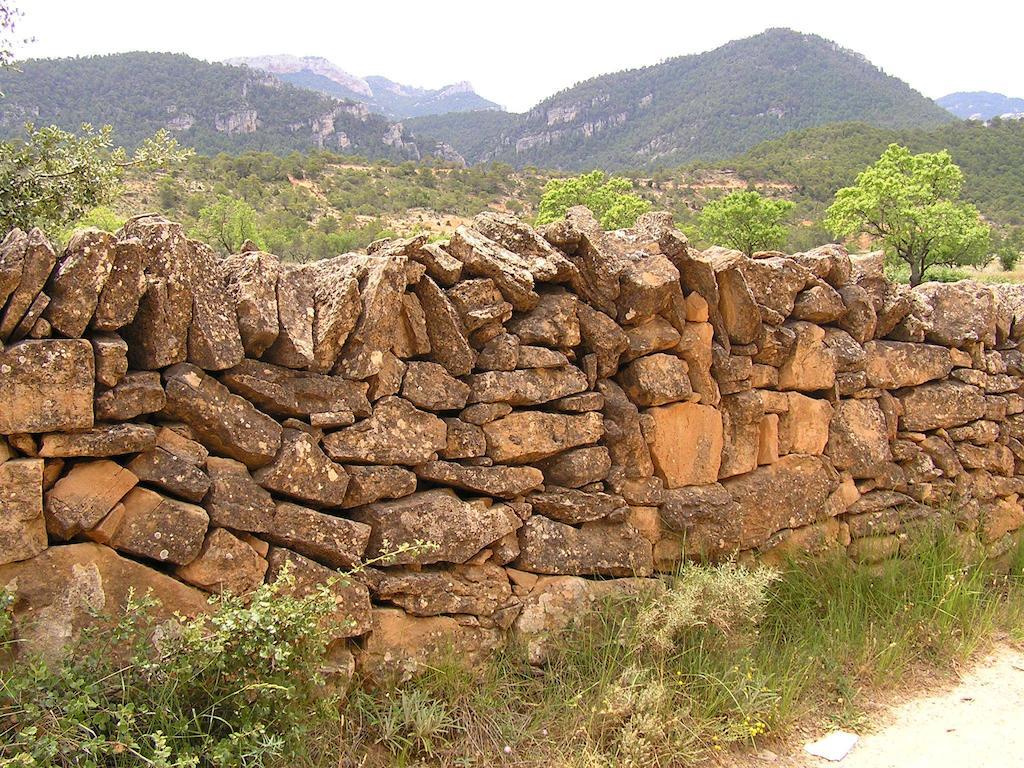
[726,644,1024,768]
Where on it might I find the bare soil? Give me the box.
[723,642,1024,768]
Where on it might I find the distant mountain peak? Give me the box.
[228,55,500,120]
[226,54,372,99]
[937,91,1024,121]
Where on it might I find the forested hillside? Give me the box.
[0,52,421,159]
[411,28,956,169]
[722,119,1024,226]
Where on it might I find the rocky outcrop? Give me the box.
[4,212,1024,674]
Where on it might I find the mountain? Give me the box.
[409,28,957,170]
[0,52,421,159]
[937,91,1024,121]
[227,54,500,119]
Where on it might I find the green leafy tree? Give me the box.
[825,143,991,286]
[697,189,794,256]
[195,194,265,253]
[994,227,1023,272]
[0,123,190,234]
[536,170,651,230]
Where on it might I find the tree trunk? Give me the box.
[909,258,923,287]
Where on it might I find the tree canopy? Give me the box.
[535,171,651,230]
[697,190,794,255]
[0,123,190,235]
[196,195,266,254]
[825,144,990,286]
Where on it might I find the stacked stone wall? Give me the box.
[3,206,1024,669]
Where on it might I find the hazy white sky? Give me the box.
[12,0,1024,112]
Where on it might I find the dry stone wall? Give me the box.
[3,207,1024,671]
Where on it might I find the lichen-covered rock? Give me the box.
[127,447,210,502]
[598,379,655,478]
[0,458,46,565]
[253,428,350,508]
[414,460,543,498]
[322,396,447,465]
[508,289,580,348]
[0,543,207,659]
[39,424,156,458]
[577,302,628,378]
[162,363,282,469]
[204,457,276,532]
[221,249,281,358]
[0,339,95,434]
[91,333,129,388]
[262,266,316,369]
[448,226,539,311]
[350,488,521,565]
[176,528,268,595]
[88,486,208,565]
[482,411,603,464]
[264,501,370,569]
[778,321,836,392]
[94,371,165,421]
[778,393,833,456]
[863,341,953,389]
[537,446,612,488]
[717,455,835,551]
[370,563,517,624]
[719,390,765,479]
[220,359,371,420]
[266,547,372,638]
[826,399,893,477]
[401,361,471,411]
[617,353,692,407]
[514,515,653,577]
[527,488,626,524]
[341,464,418,508]
[466,366,588,407]
[414,275,476,376]
[45,460,138,540]
[916,281,996,348]
[899,381,987,432]
[43,229,115,337]
[0,229,57,342]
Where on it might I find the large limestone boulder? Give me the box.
[264,501,370,569]
[0,543,208,659]
[898,381,987,432]
[0,339,95,434]
[220,359,371,420]
[0,458,46,566]
[175,528,268,595]
[322,396,447,465]
[826,399,893,478]
[414,460,543,499]
[43,229,116,337]
[88,487,209,565]
[706,250,763,345]
[514,515,654,577]
[253,429,350,508]
[482,411,603,464]
[45,460,138,540]
[507,289,580,348]
[221,250,281,358]
[162,363,282,469]
[349,489,521,566]
[778,322,836,392]
[863,341,953,389]
[413,275,476,377]
[204,457,276,533]
[718,391,764,479]
[646,402,723,488]
[617,353,692,407]
[370,563,518,626]
[447,226,539,311]
[465,367,588,407]
[915,281,996,347]
[718,455,836,552]
[262,266,316,370]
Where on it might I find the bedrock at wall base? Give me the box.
[3,207,1024,673]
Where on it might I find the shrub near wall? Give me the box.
[1,205,1024,674]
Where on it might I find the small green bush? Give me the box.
[0,571,340,768]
